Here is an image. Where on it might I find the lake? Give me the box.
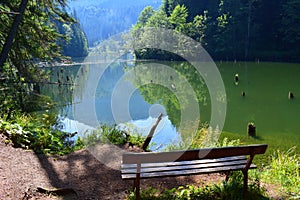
[41,61,300,152]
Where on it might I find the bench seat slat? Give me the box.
[122,156,247,169]
[122,163,257,179]
[122,144,268,164]
[122,159,249,174]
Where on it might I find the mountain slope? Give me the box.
[69,0,161,46]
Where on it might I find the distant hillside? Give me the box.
[69,0,161,47]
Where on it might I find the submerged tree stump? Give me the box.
[288,91,294,99]
[247,122,256,137]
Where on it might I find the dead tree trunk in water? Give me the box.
[142,113,163,151]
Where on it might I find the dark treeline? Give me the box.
[133,0,300,62]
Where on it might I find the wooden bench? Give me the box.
[121,144,268,199]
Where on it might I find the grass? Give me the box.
[127,172,269,200]
[80,124,146,148]
[261,147,300,197]
[219,130,300,167]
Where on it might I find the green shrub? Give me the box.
[81,124,145,148]
[129,133,146,148]
[81,124,127,146]
[0,113,83,155]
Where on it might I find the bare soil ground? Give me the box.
[0,134,284,199]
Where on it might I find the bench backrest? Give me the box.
[122,144,268,164]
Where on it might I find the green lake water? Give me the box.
[43,61,300,153]
[217,62,300,151]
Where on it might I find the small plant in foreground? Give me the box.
[127,187,160,200]
[81,124,145,148]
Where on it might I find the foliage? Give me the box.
[262,147,300,197]
[164,129,241,151]
[132,4,207,60]
[137,6,155,26]
[0,0,74,82]
[133,0,300,62]
[100,124,128,145]
[169,5,188,31]
[56,10,89,58]
[127,187,160,200]
[0,113,83,155]
[0,0,87,120]
[128,133,146,148]
[161,119,240,151]
[0,64,22,118]
[81,125,126,146]
[0,63,54,117]
[162,121,240,151]
[127,171,268,200]
[81,124,145,148]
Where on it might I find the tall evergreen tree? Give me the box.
[0,0,83,113]
[0,0,75,82]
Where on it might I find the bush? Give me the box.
[81,124,145,148]
[0,113,83,155]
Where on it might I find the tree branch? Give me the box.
[0,10,20,15]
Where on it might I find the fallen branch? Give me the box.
[37,187,78,198]
[0,10,20,15]
[142,113,163,151]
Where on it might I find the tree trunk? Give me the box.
[245,1,252,60]
[0,0,29,72]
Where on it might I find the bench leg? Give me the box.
[224,171,231,182]
[242,170,248,197]
[134,175,140,200]
[134,164,141,200]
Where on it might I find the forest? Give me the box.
[133,0,300,62]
